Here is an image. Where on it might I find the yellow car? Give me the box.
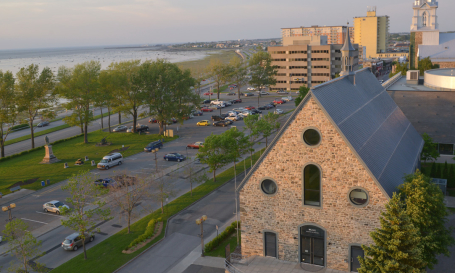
[197,120,210,126]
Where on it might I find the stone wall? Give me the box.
[239,96,390,271]
[414,32,423,68]
[433,62,455,69]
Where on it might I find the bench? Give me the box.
[10,186,21,193]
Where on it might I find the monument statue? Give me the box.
[41,135,60,164]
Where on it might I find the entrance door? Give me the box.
[264,232,277,258]
[300,225,325,266]
[350,246,364,272]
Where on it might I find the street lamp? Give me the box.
[196,215,208,257]
[2,203,16,222]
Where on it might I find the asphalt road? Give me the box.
[0,94,297,271]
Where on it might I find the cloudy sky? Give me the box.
[1,0,454,50]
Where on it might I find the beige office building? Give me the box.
[281,26,354,45]
[269,33,359,91]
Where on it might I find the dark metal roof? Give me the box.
[236,68,423,198]
[340,26,355,52]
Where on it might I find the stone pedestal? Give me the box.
[40,145,60,164]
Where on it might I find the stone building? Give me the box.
[237,43,423,272]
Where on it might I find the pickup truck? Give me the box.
[210,99,225,105]
[211,115,225,121]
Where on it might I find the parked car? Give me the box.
[234,98,242,103]
[113,125,128,132]
[187,142,204,149]
[277,90,289,94]
[282,96,293,101]
[144,140,163,152]
[94,178,117,188]
[273,99,284,104]
[232,108,246,112]
[227,92,236,96]
[267,103,276,108]
[97,153,123,170]
[244,106,256,110]
[209,105,221,110]
[224,101,232,106]
[220,113,230,119]
[244,93,255,97]
[171,118,178,123]
[229,84,238,88]
[211,115,225,121]
[128,124,149,133]
[43,200,69,214]
[213,120,231,127]
[225,115,243,121]
[230,99,238,104]
[204,92,214,96]
[37,121,50,127]
[201,107,213,112]
[210,99,225,106]
[251,109,262,114]
[259,91,269,95]
[197,120,211,126]
[149,118,158,123]
[192,110,203,116]
[126,126,134,133]
[247,87,256,91]
[258,105,270,110]
[164,153,186,162]
[275,109,284,114]
[202,99,211,104]
[62,233,95,251]
[239,111,252,117]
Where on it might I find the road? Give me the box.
[0,94,297,271]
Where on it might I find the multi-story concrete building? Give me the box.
[281,26,354,45]
[268,31,359,91]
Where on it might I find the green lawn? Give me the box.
[0,131,176,193]
[177,50,240,75]
[205,233,240,258]
[51,148,265,273]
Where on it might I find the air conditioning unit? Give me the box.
[406,70,419,84]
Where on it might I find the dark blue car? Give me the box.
[164,153,186,162]
[94,178,117,188]
[144,140,164,152]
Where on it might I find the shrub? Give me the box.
[11,123,30,131]
[126,217,162,250]
[204,221,240,253]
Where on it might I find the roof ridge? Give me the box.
[338,90,387,126]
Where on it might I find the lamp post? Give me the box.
[2,203,16,222]
[196,215,208,257]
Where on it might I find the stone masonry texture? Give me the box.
[239,96,390,272]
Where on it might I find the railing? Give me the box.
[225,260,244,273]
[382,73,402,89]
[230,253,251,266]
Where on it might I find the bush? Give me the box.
[126,217,162,250]
[11,123,30,131]
[204,221,240,253]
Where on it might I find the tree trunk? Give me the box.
[29,117,35,149]
[108,108,111,133]
[100,107,104,129]
[217,82,220,100]
[213,170,216,182]
[133,109,137,133]
[190,182,193,196]
[128,212,131,233]
[83,240,87,260]
[159,122,164,135]
[22,251,28,273]
[0,140,4,158]
[161,200,164,214]
[118,112,121,124]
[84,122,88,144]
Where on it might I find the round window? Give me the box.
[261,179,277,195]
[303,129,321,146]
[349,189,368,206]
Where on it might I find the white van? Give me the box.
[97,153,123,170]
[210,99,225,106]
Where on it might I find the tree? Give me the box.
[16,64,55,149]
[420,133,439,163]
[358,193,426,273]
[228,57,249,99]
[98,70,117,133]
[436,163,441,178]
[430,162,437,178]
[110,173,152,234]
[110,60,144,133]
[398,171,455,269]
[389,62,408,78]
[418,57,439,75]
[248,51,277,107]
[197,133,232,182]
[449,165,455,189]
[3,219,45,273]
[256,112,280,147]
[205,59,230,100]
[60,170,111,260]
[0,70,17,158]
[184,164,209,196]
[443,161,449,179]
[57,61,101,143]
[151,173,177,214]
[294,85,310,107]
[243,114,261,167]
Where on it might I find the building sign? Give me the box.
[301,226,324,238]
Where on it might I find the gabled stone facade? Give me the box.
[239,96,390,271]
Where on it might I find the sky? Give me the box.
[1,0,454,50]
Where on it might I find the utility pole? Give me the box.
[196,215,208,257]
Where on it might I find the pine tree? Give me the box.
[435,163,441,178]
[430,162,437,178]
[358,193,426,273]
[399,171,455,269]
[449,165,455,188]
[442,161,449,179]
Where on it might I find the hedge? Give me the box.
[204,221,240,253]
[125,217,161,250]
[11,123,30,131]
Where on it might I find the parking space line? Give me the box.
[35,211,63,217]
[22,218,48,225]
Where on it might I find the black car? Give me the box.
[203,99,211,104]
[37,121,50,127]
[211,115,225,121]
[136,125,149,132]
[258,105,269,110]
[227,92,236,96]
[244,93,255,97]
[251,109,262,114]
[267,103,276,108]
[220,113,230,118]
[192,110,203,116]
[213,120,230,127]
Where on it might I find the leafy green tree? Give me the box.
[418,57,439,75]
[197,133,231,182]
[430,162,437,178]
[358,193,426,273]
[399,171,455,269]
[420,133,440,163]
[98,70,117,132]
[16,64,55,149]
[61,170,111,260]
[3,219,46,273]
[205,59,230,100]
[57,61,101,143]
[248,51,277,107]
[62,111,88,134]
[0,70,17,158]
[389,62,409,78]
[295,85,310,107]
[243,114,261,167]
[184,164,209,196]
[256,112,280,147]
[228,57,249,99]
[436,163,441,178]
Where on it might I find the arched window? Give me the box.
[422,12,427,27]
[303,165,321,207]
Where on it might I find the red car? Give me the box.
[187,142,204,149]
[204,92,214,96]
[234,99,242,103]
[201,107,213,112]
[273,99,284,104]
[149,118,158,123]
[245,106,256,110]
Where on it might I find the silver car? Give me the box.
[61,233,95,251]
[43,200,69,215]
[113,125,128,132]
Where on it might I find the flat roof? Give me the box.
[426,68,455,77]
[281,26,349,29]
[387,77,437,91]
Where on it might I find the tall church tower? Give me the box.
[410,0,440,68]
[340,25,356,77]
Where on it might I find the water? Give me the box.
[0,45,212,75]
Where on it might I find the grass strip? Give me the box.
[205,233,240,258]
[0,130,177,193]
[51,148,265,273]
